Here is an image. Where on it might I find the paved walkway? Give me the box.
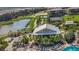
[72,31,79,45]
[5,36,22,51]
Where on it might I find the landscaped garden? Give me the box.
[60,15,79,31]
[33,35,63,44]
[0,35,8,50]
[63,15,79,22]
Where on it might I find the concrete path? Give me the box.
[72,31,79,45]
[5,36,22,51]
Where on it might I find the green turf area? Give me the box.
[63,15,79,22]
[62,15,79,31]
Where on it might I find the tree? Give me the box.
[64,31,75,43]
[0,40,8,50]
[41,37,49,44]
[0,36,8,50]
[50,35,62,43]
[21,35,29,44]
[77,40,79,44]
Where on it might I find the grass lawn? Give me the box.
[20,17,36,33]
[62,15,79,31]
[63,15,79,22]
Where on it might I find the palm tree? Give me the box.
[50,35,62,43]
[64,31,75,43]
[41,37,49,44]
[21,35,29,44]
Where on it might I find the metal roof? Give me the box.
[33,24,60,35]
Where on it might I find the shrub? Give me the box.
[0,41,8,50]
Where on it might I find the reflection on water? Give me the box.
[0,19,30,35]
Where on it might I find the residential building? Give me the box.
[69,7,79,15]
[48,8,65,22]
[65,21,77,25]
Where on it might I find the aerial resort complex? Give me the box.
[0,7,79,51]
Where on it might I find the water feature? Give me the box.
[0,19,30,35]
[63,45,79,51]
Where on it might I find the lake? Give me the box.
[0,19,30,36]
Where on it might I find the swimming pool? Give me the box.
[63,45,79,51]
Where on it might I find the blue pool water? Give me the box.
[63,45,79,51]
